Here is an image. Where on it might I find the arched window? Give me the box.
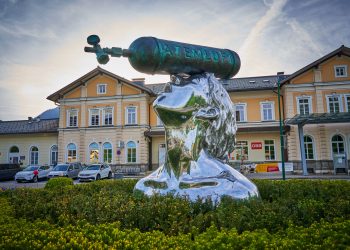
[30,146,39,165]
[304,135,315,160]
[89,142,99,163]
[10,146,19,153]
[103,142,112,163]
[126,141,136,163]
[67,143,77,162]
[332,135,345,155]
[50,145,58,166]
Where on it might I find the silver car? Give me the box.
[78,163,112,181]
[48,163,82,179]
[15,165,53,183]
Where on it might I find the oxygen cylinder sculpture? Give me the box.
[85,35,259,202]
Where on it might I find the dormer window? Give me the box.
[334,65,348,78]
[97,84,107,94]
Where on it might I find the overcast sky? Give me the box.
[0,0,349,120]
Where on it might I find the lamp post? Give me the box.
[277,75,286,180]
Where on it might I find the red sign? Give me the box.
[251,142,262,150]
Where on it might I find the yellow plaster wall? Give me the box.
[291,71,314,84]
[230,92,280,121]
[321,56,350,82]
[121,84,141,95]
[150,105,158,126]
[65,88,81,99]
[86,75,117,97]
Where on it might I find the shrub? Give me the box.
[45,177,73,190]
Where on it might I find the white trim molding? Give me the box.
[97,83,107,94]
[296,95,313,115]
[334,65,348,78]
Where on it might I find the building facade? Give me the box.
[1,46,349,173]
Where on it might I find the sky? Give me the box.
[0,0,349,120]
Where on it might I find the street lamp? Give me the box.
[277,75,286,180]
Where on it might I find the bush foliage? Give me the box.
[44,177,73,190]
[0,179,349,248]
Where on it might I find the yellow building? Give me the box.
[1,45,349,173]
[0,109,59,166]
[282,45,350,174]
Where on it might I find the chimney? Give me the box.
[28,117,33,121]
[131,78,145,86]
[277,71,284,75]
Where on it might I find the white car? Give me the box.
[78,163,113,181]
[15,165,53,183]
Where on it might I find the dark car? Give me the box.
[48,162,82,179]
[0,164,21,181]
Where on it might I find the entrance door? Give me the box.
[9,146,20,164]
[158,144,166,167]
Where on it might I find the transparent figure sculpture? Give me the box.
[135,73,259,201]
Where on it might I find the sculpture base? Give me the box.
[134,151,259,202]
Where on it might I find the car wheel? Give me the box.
[96,174,101,181]
[108,172,112,179]
[33,175,38,183]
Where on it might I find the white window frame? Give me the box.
[344,94,350,112]
[50,145,58,166]
[66,143,77,162]
[234,140,249,161]
[296,96,312,115]
[326,95,343,113]
[102,107,114,126]
[97,84,107,94]
[29,146,39,165]
[264,140,276,161]
[66,109,78,127]
[334,65,348,78]
[125,106,137,125]
[260,101,275,121]
[125,140,137,163]
[235,103,247,122]
[89,108,101,126]
[102,142,113,164]
[331,134,346,156]
[304,135,316,160]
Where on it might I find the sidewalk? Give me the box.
[246,172,350,180]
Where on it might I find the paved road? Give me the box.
[0,179,81,190]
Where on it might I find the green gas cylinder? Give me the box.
[85,35,240,79]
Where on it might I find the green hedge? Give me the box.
[45,177,73,190]
[4,179,350,235]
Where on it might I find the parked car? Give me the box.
[15,165,53,183]
[78,163,112,182]
[0,164,21,181]
[48,162,82,179]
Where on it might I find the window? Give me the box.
[30,146,39,165]
[334,65,348,78]
[304,136,315,160]
[332,135,345,155]
[67,110,78,127]
[10,146,19,153]
[50,145,58,165]
[345,95,350,112]
[103,142,112,163]
[234,141,249,161]
[90,109,100,126]
[97,84,107,94]
[67,143,77,162]
[235,104,246,122]
[126,106,137,125]
[89,142,99,163]
[297,96,312,115]
[327,95,342,114]
[126,141,136,163]
[261,102,274,121]
[103,107,113,125]
[264,140,275,160]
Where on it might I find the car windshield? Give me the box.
[23,166,38,171]
[85,165,101,171]
[53,165,68,171]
